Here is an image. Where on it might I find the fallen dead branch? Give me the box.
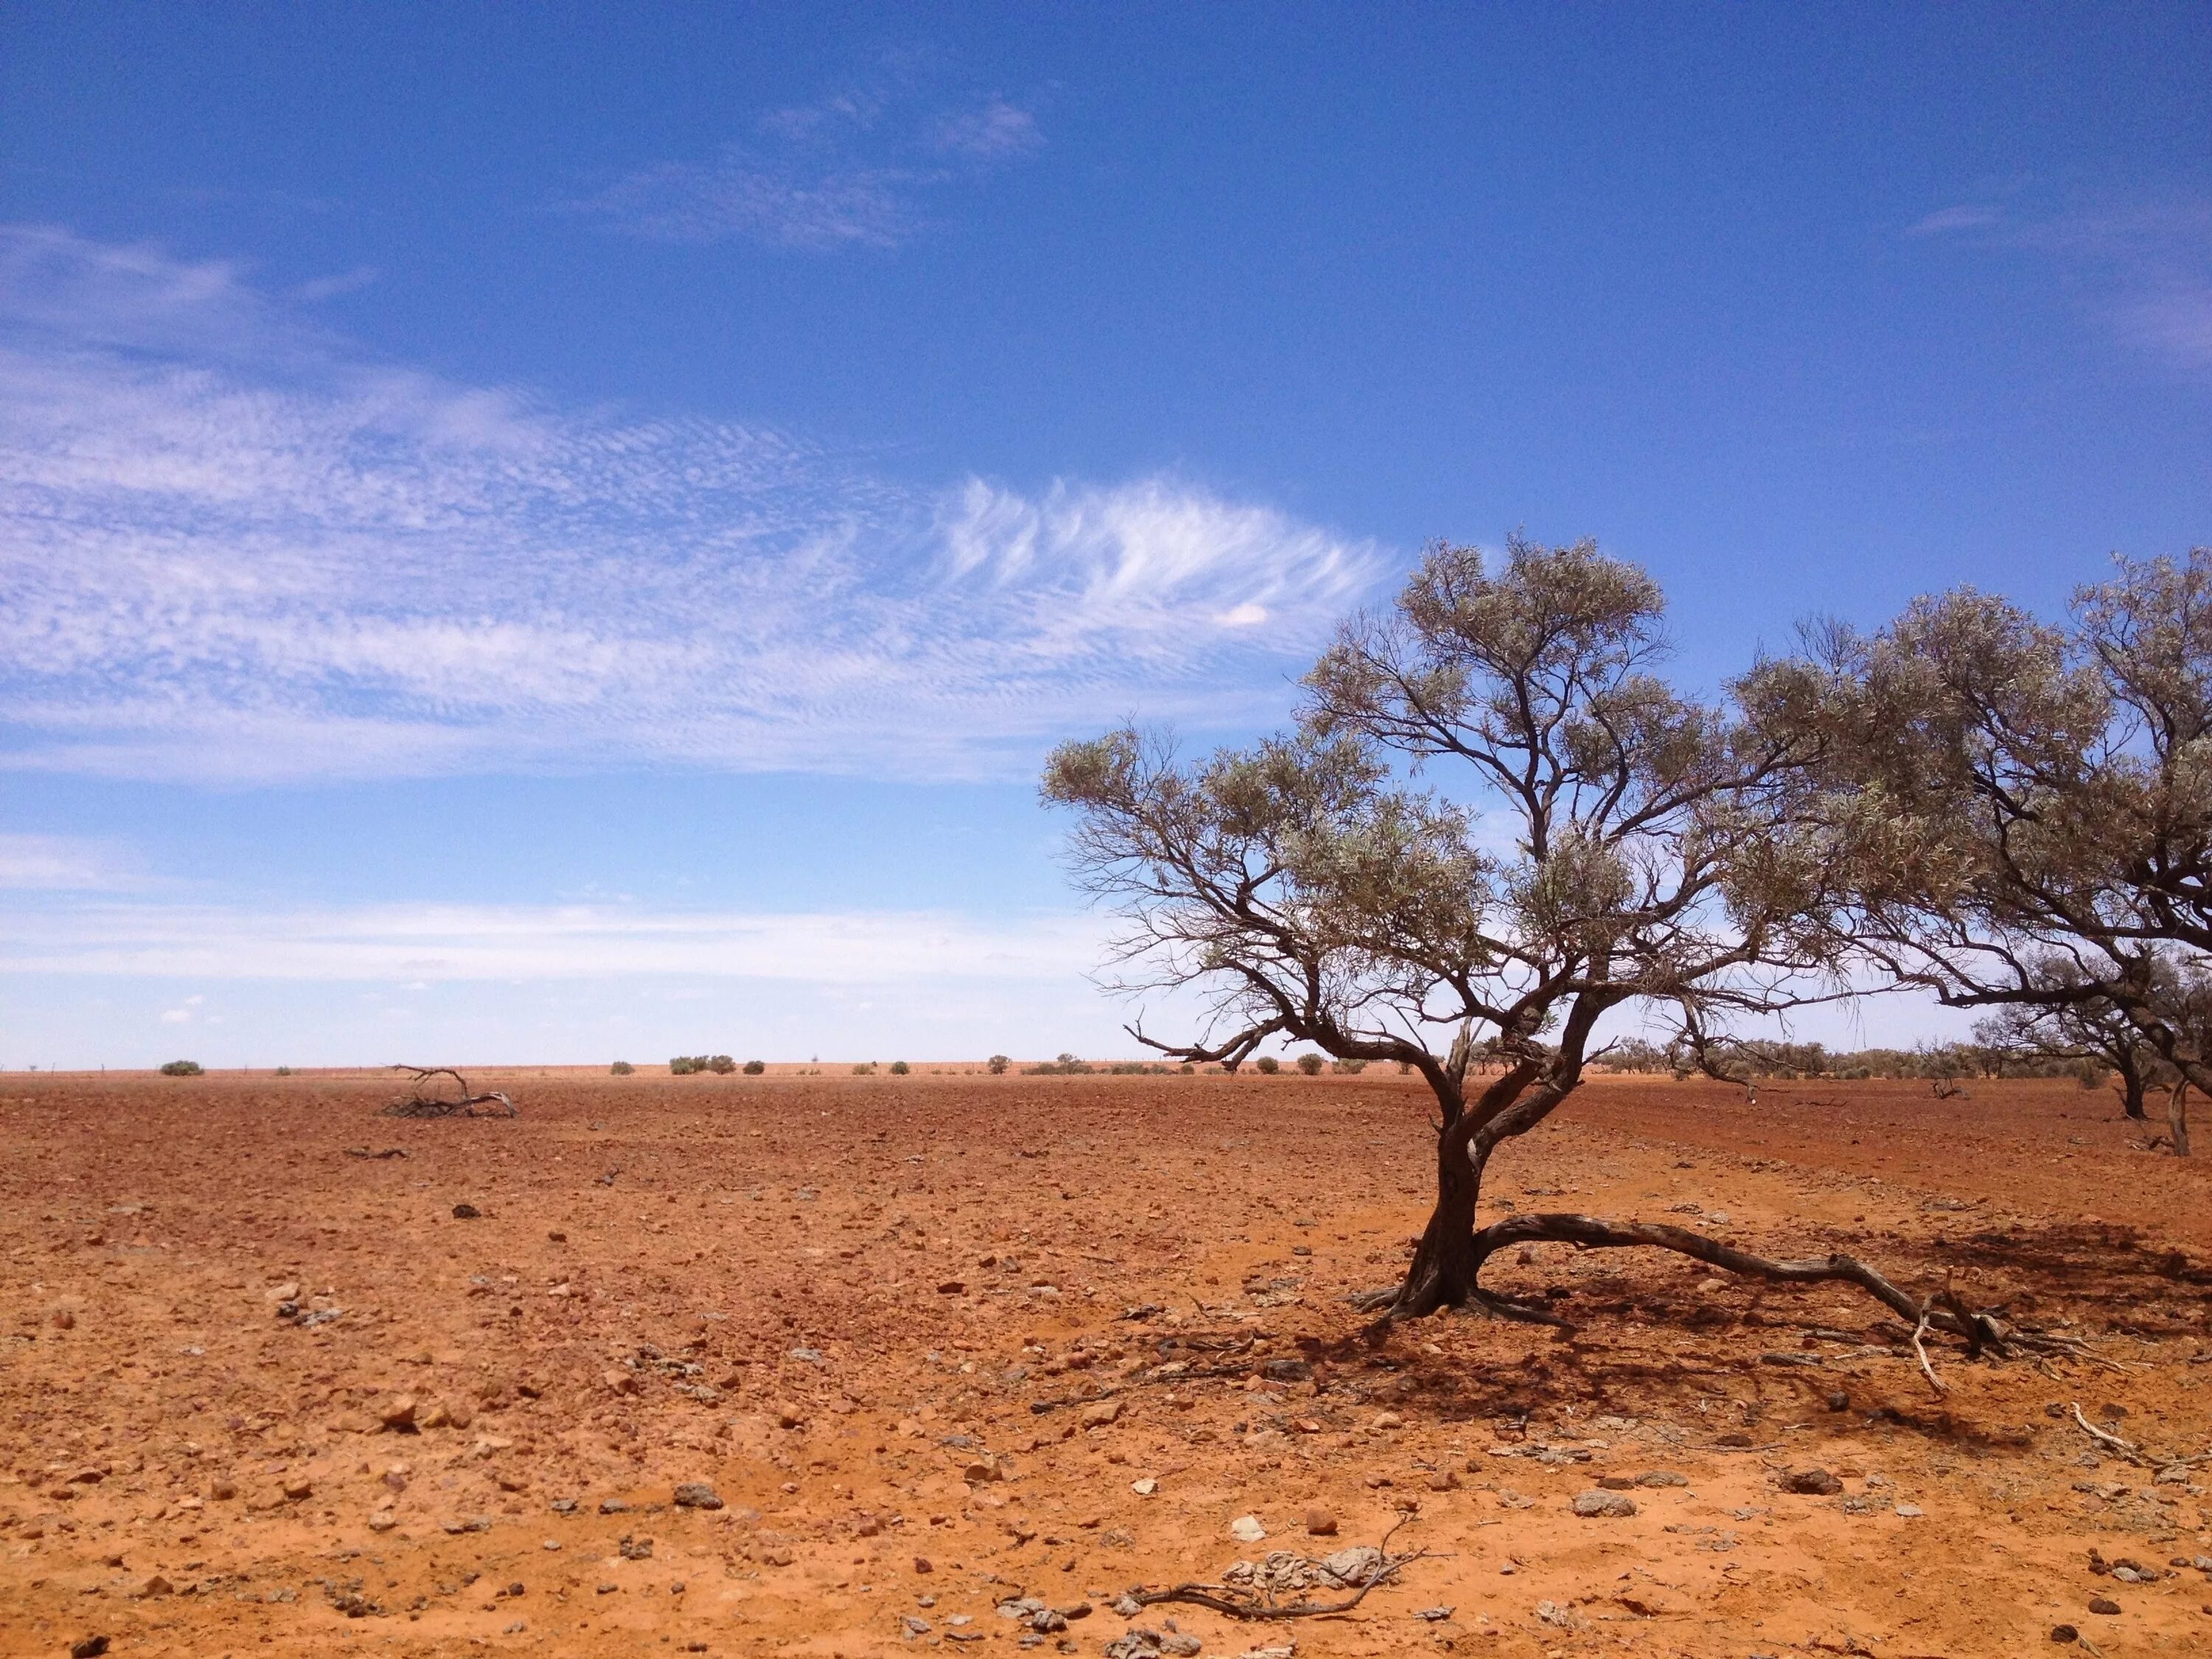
[383,1065,515,1119]
[1118,1515,1425,1621]
[2070,1401,2138,1459]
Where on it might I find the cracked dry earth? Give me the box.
[7,1069,2212,1659]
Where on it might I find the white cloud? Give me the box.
[568,80,1042,250]
[1908,190,2212,380]
[931,99,1043,161]
[0,225,1385,783]
[0,832,144,890]
[0,899,1109,984]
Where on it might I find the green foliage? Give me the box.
[706,1054,736,1074]
[1023,1055,1095,1075]
[987,1054,1010,1074]
[742,1059,765,1075]
[159,1060,203,1077]
[274,1065,295,1077]
[1253,1055,1281,1074]
[669,1054,712,1075]
[888,1060,911,1075]
[1329,1057,1367,1074]
[610,1060,635,1076]
[1295,1052,1325,1075]
[852,1062,876,1075]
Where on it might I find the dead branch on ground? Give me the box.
[383,1065,515,1119]
[1119,1515,1425,1621]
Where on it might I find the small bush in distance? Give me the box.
[742,1059,765,1075]
[852,1062,876,1075]
[159,1060,203,1077]
[1295,1052,1325,1075]
[1330,1057,1367,1074]
[1253,1055,1281,1075]
[274,1065,295,1077]
[669,1055,711,1075]
[889,1060,911,1075]
[987,1054,1009,1074]
[611,1060,635,1076]
[707,1054,736,1074]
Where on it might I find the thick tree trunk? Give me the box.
[1389,1121,1484,1316]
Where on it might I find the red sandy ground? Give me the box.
[5,1068,2212,1659]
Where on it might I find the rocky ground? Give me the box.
[6,1066,2212,1658]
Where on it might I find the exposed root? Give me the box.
[383,1065,516,1119]
[1910,1307,1947,1396]
[1377,1211,2096,1363]
[1119,1515,1425,1621]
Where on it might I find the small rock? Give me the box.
[209,1478,237,1501]
[1228,1514,1266,1543]
[1079,1401,1121,1427]
[1427,1470,1461,1492]
[70,1640,111,1659]
[379,1394,419,1431]
[672,1482,723,1510]
[1413,1605,1455,1621]
[1780,1468,1843,1496]
[773,1401,804,1428]
[1825,1390,1851,1412]
[1572,1489,1637,1518]
[1635,1471,1688,1488]
[2051,1627,2079,1644]
[599,1498,629,1514]
[131,1575,174,1599]
[1597,1474,1636,1491]
[914,1556,933,1574]
[1261,1358,1312,1382]
[1131,1478,1158,1496]
[1304,1508,1338,1536]
[1894,1503,1925,1518]
[451,1203,480,1220]
[2088,1596,2121,1615]
[281,1477,313,1501]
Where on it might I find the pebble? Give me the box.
[1228,1514,1266,1543]
[672,1482,723,1510]
[2050,1625,2077,1644]
[2087,1596,2120,1615]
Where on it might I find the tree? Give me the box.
[1972,965,2162,1120]
[1046,537,1859,1321]
[1784,551,2212,1153]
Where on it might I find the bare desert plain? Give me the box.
[6,1067,2212,1659]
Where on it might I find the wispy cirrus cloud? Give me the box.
[1908,189,2212,378]
[0,898,1106,983]
[568,77,1043,250]
[0,224,1385,784]
[0,832,146,891]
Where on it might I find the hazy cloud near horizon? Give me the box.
[0,224,1385,785]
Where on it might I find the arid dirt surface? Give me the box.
[7,1068,2212,1659]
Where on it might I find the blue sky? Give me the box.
[3,4,2208,1066]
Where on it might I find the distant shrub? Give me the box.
[159,1060,203,1077]
[987,1054,1010,1075]
[669,1055,712,1075]
[852,1062,876,1075]
[889,1060,911,1075]
[1329,1057,1367,1075]
[1253,1056,1281,1075]
[274,1065,296,1077]
[1295,1052,1326,1076]
[742,1059,765,1076]
[1180,1063,1195,1074]
[1023,1055,1096,1076]
[610,1060,635,1076]
[707,1054,736,1074]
